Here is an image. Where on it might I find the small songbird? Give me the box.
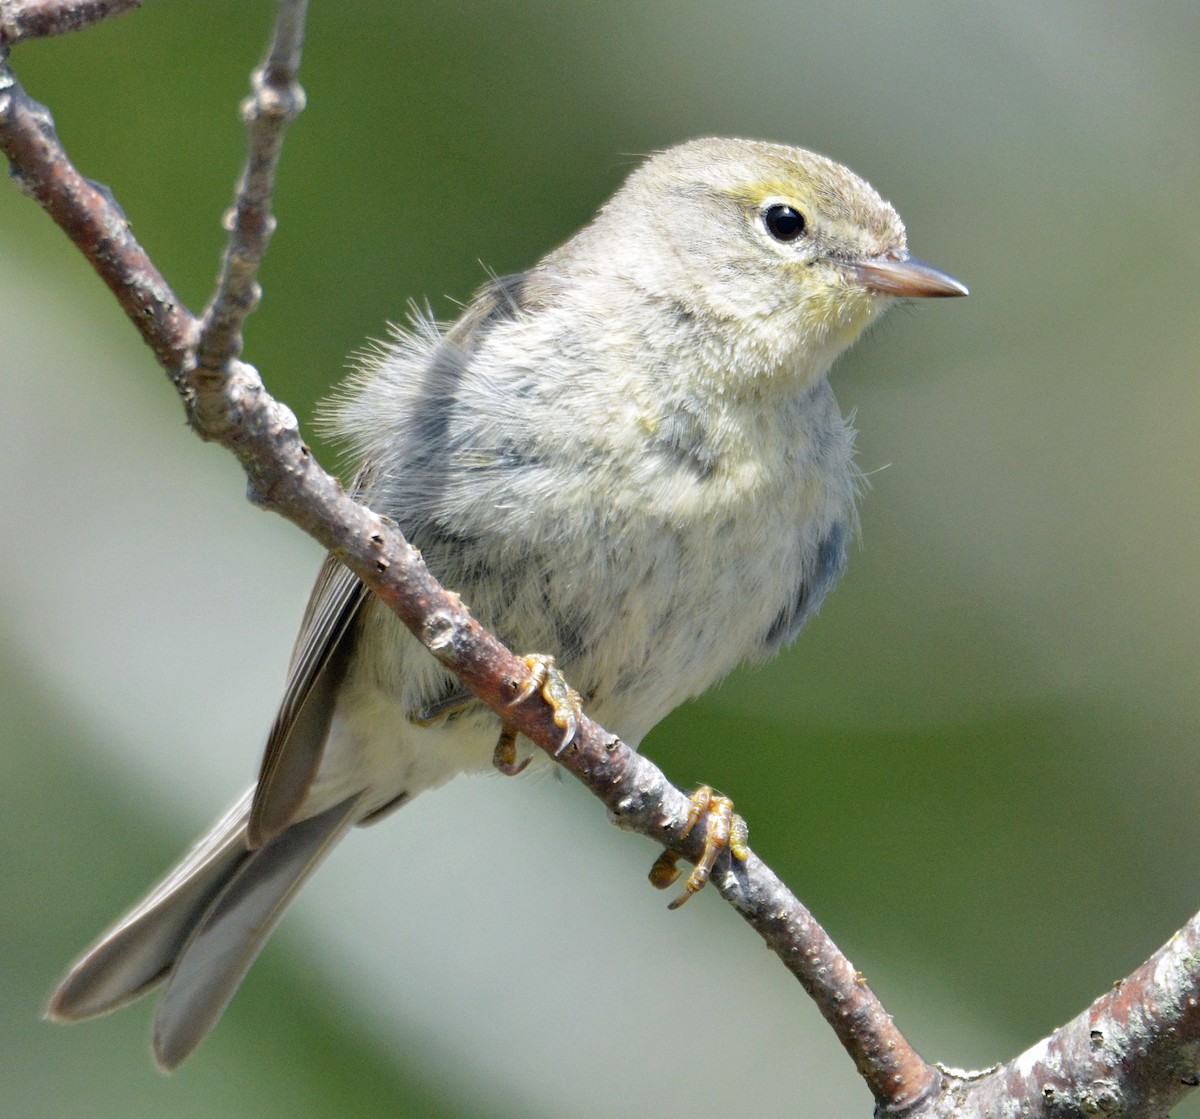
[48,137,966,1068]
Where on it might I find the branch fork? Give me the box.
[4,3,1200,1116]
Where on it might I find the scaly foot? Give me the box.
[492,724,532,776]
[508,653,582,754]
[648,786,750,909]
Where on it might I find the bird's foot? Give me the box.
[492,724,532,777]
[508,653,581,754]
[648,785,749,909]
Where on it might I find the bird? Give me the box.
[47,137,967,1069]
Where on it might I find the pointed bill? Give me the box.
[849,252,968,298]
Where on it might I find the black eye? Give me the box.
[763,204,806,242]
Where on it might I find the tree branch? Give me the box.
[4,4,1199,1117]
[0,0,138,46]
[0,63,196,374]
[196,0,307,371]
[917,908,1200,1119]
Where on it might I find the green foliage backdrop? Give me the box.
[2,3,1198,1116]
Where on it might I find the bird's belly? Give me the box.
[307,678,505,821]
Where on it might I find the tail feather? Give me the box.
[47,789,256,1022]
[153,792,361,1070]
[47,789,363,1071]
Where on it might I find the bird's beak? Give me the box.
[848,251,968,298]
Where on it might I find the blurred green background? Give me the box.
[2,2,1199,1116]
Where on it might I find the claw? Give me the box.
[492,724,532,777]
[648,786,749,909]
[509,654,581,754]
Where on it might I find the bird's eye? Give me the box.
[763,204,806,242]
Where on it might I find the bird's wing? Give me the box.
[247,553,369,847]
[248,273,552,848]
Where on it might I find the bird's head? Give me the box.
[565,138,966,387]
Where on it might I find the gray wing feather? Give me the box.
[248,555,368,847]
[153,791,362,1070]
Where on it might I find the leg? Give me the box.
[648,786,750,909]
[492,724,532,777]
[508,653,582,754]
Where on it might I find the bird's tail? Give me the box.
[47,789,361,1070]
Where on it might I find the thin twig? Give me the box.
[713,849,939,1108]
[196,0,308,371]
[0,0,138,46]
